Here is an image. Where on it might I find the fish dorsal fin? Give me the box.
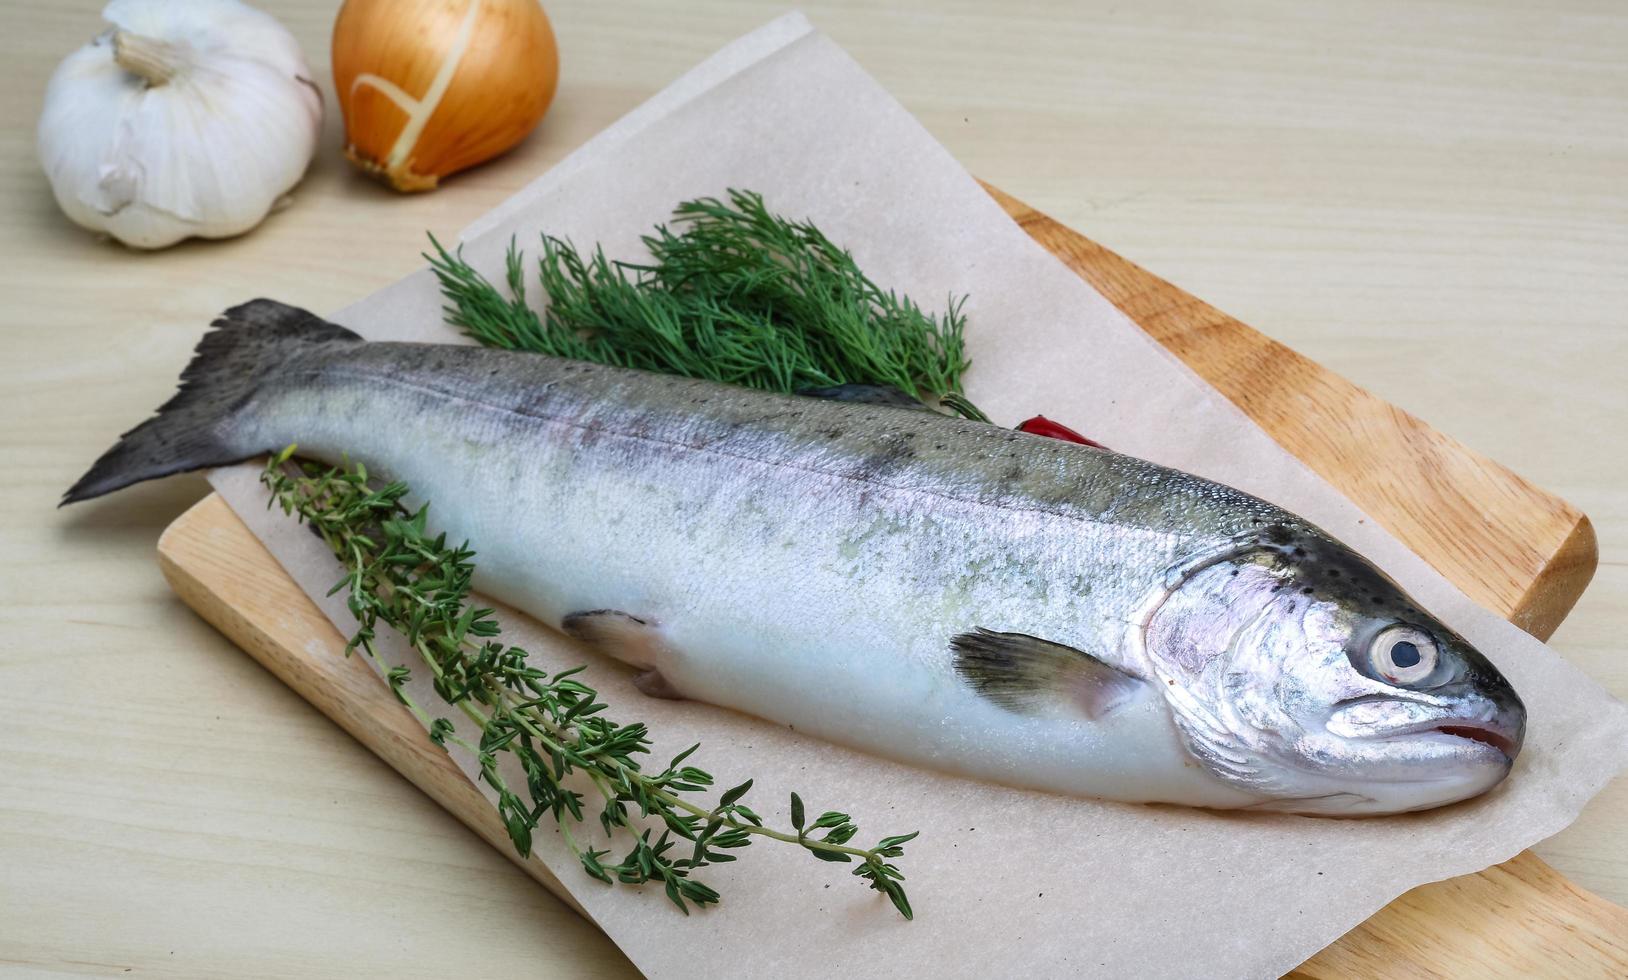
[794,383,936,412]
[951,628,1145,720]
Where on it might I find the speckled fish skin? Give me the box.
[68,301,1527,815]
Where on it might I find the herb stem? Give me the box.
[264,453,917,919]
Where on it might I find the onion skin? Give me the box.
[333,0,559,192]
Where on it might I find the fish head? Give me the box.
[1142,523,1525,815]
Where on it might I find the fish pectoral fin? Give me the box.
[951,627,1144,720]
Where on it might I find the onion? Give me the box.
[332,0,559,192]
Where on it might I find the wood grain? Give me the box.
[159,190,1623,975]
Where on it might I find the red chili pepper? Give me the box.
[1016,415,1106,449]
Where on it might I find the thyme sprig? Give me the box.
[262,448,917,918]
[426,188,988,422]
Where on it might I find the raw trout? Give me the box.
[67,300,1526,814]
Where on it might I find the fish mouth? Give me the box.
[1329,693,1523,763]
[1431,723,1517,757]
[1373,718,1521,763]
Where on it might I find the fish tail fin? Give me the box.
[62,299,363,505]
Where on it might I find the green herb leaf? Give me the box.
[426,189,987,421]
[718,779,753,809]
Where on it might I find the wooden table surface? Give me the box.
[2,1,1624,976]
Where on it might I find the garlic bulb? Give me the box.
[333,0,559,192]
[37,0,322,249]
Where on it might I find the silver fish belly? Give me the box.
[68,301,1526,814]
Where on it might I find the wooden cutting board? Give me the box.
[158,187,1626,976]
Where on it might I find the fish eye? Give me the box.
[1369,625,1438,685]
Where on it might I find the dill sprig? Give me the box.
[262,449,917,919]
[426,188,988,421]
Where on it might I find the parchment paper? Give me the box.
[209,14,1628,978]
